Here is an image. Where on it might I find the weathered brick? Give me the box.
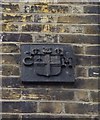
[2,13,32,22]
[2,3,19,12]
[2,65,19,76]
[2,77,21,88]
[76,67,87,77]
[70,25,84,33]
[73,45,84,54]
[90,91,99,102]
[76,56,99,66]
[84,6,100,14]
[74,91,90,102]
[74,79,99,90]
[65,103,98,114]
[2,33,33,42]
[60,35,100,44]
[34,14,56,23]
[2,89,21,99]
[75,79,99,89]
[62,78,98,90]
[48,5,68,13]
[2,102,37,113]
[1,43,19,53]
[39,102,62,113]
[58,15,99,24]
[2,23,19,32]
[85,46,100,55]
[2,54,20,64]
[68,5,83,13]
[89,67,100,77]
[43,24,63,33]
[34,34,58,43]
[22,24,42,32]
[84,25,100,34]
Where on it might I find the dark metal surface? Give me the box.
[89,68,100,77]
[21,44,75,82]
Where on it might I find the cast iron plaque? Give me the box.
[21,44,75,82]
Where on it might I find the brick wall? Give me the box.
[1,0,100,119]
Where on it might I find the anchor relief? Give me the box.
[21,44,75,82]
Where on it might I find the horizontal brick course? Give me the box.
[2,14,100,24]
[2,23,99,34]
[22,89,74,100]
[3,114,98,120]
[2,3,100,14]
[2,34,100,44]
[21,24,84,33]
